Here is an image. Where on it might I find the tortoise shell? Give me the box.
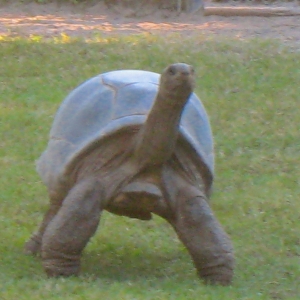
[37,70,214,191]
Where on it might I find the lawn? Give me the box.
[0,34,300,299]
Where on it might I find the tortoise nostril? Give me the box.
[181,71,190,76]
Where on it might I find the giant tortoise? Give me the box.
[25,63,234,285]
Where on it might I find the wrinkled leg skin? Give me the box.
[41,178,103,277]
[163,168,235,286]
[24,194,63,255]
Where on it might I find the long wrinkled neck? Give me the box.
[134,91,188,167]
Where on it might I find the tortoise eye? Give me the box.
[168,66,176,75]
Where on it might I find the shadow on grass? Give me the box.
[82,242,190,281]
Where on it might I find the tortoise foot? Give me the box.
[200,270,234,286]
[199,255,235,286]
[42,256,80,278]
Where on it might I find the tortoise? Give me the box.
[24,63,234,285]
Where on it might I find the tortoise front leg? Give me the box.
[162,168,235,285]
[41,178,104,277]
[24,190,66,255]
[24,204,60,255]
[172,195,235,285]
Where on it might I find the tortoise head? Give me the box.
[159,63,195,105]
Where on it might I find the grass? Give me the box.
[0,33,300,299]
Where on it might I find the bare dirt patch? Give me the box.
[0,1,299,49]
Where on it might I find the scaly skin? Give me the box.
[134,63,195,166]
[41,178,103,277]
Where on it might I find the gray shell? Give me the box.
[37,70,214,191]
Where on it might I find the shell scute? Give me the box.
[113,83,158,120]
[50,76,114,145]
[101,70,159,88]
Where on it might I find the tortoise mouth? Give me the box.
[160,75,195,100]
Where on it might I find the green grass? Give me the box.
[1,34,300,299]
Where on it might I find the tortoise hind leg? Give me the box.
[161,167,235,285]
[41,178,104,277]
